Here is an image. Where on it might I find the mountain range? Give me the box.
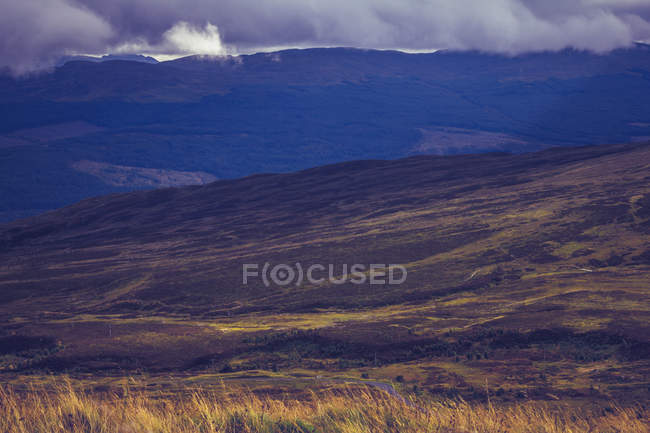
[2,45,650,222]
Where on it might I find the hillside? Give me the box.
[0,142,648,401]
[2,45,650,221]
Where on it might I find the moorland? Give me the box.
[0,141,648,411]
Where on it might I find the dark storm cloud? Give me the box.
[2,0,650,73]
[0,0,112,74]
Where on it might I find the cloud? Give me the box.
[112,22,228,59]
[0,0,112,74]
[1,0,650,74]
[163,22,226,56]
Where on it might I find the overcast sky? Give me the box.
[2,0,650,74]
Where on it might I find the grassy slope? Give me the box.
[0,142,649,402]
[2,384,648,433]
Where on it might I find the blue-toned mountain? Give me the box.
[2,46,650,221]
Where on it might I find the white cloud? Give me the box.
[2,0,650,73]
[162,22,227,56]
[112,22,228,59]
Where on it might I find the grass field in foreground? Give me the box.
[2,382,648,433]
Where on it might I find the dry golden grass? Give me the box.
[1,382,647,433]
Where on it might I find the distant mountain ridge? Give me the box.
[55,54,159,67]
[2,46,650,221]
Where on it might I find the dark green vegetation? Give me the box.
[0,142,649,401]
[3,45,650,220]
